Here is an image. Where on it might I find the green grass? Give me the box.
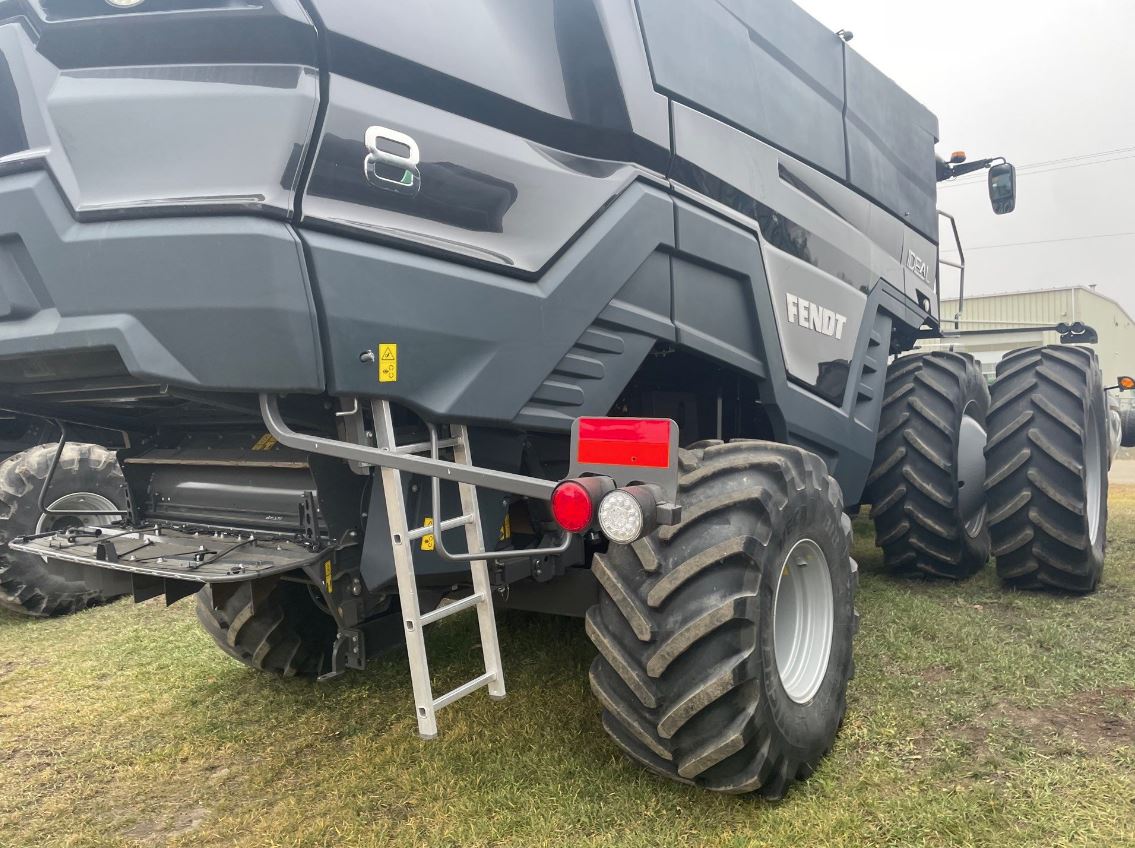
[3,489,1135,847]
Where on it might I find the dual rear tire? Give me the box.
[865,346,1108,595]
[985,346,1108,592]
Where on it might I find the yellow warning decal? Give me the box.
[379,343,398,383]
[420,516,435,551]
[499,513,511,542]
[323,560,333,593]
[252,434,278,451]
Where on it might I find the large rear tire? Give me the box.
[0,443,126,617]
[865,351,991,579]
[986,345,1108,593]
[586,440,857,798]
[196,581,337,677]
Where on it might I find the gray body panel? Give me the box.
[0,5,319,219]
[636,0,940,240]
[638,0,847,178]
[671,198,892,497]
[303,182,674,422]
[668,103,933,394]
[300,0,671,274]
[844,49,940,241]
[0,0,946,509]
[303,78,649,273]
[0,171,324,393]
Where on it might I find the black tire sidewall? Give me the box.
[757,484,854,756]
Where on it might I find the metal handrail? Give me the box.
[937,209,965,331]
[260,394,557,501]
[426,424,572,563]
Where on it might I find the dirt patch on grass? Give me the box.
[919,665,952,684]
[123,806,210,844]
[0,747,57,777]
[962,688,1135,756]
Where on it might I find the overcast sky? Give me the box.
[796,0,1135,318]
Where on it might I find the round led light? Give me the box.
[597,489,645,544]
[550,480,594,534]
[105,0,146,8]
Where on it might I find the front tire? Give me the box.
[986,345,1108,592]
[0,443,126,617]
[865,351,991,579]
[586,440,857,797]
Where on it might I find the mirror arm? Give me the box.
[936,156,1005,182]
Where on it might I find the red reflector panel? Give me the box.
[576,418,672,468]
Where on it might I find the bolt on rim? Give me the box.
[772,538,834,704]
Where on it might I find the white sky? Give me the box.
[796,0,1135,317]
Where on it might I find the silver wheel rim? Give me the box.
[958,400,988,538]
[1086,401,1103,546]
[36,491,118,534]
[773,538,834,704]
[35,492,118,562]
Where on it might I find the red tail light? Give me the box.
[550,480,594,533]
[550,475,616,534]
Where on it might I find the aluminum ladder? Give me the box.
[371,400,505,739]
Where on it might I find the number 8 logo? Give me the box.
[363,126,421,195]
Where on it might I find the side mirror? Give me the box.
[988,162,1016,214]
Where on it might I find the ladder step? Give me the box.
[419,591,485,625]
[433,671,496,711]
[407,513,473,541]
[390,437,461,456]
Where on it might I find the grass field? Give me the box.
[2,486,1134,847]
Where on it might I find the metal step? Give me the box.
[9,525,327,583]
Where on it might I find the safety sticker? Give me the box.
[324,560,334,593]
[379,343,398,382]
[499,513,511,542]
[421,516,435,551]
[252,434,278,451]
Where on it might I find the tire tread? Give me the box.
[865,351,991,579]
[985,345,1107,592]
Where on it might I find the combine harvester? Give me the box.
[0,0,1118,796]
